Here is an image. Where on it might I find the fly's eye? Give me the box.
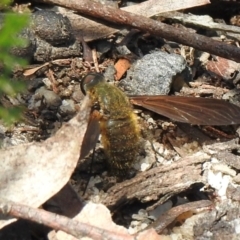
[81,73,105,95]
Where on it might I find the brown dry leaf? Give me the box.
[206,56,240,79]
[114,58,131,80]
[59,0,210,42]
[55,202,162,240]
[45,183,83,218]
[56,202,129,240]
[23,62,49,76]
[0,97,91,229]
[23,59,72,76]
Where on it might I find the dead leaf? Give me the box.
[56,202,129,240]
[137,228,162,240]
[114,58,131,80]
[206,56,240,79]
[23,62,49,76]
[23,59,72,76]
[0,96,91,229]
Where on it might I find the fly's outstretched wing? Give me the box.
[130,95,240,125]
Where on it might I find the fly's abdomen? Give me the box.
[100,112,140,175]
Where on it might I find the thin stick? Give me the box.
[0,199,134,240]
[38,0,240,62]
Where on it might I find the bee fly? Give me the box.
[80,73,140,175]
[80,72,240,175]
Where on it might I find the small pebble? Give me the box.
[59,99,76,116]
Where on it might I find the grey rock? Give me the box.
[59,88,73,98]
[120,51,188,95]
[72,89,84,103]
[1,11,82,62]
[27,78,44,92]
[104,65,116,82]
[35,86,62,109]
[31,10,74,46]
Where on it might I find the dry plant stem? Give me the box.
[0,200,134,240]
[39,0,240,62]
[92,48,100,72]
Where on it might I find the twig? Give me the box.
[0,199,134,240]
[38,0,240,62]
[92,48,100,72]
[146,200,213,234]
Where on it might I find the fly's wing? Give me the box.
[80,109,100,160]
[130,95,240,125]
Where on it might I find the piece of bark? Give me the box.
[160,12,240,39]
[102,152,210,210]
[203,138,240,170]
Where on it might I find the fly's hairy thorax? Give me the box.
[88,82,140,174]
